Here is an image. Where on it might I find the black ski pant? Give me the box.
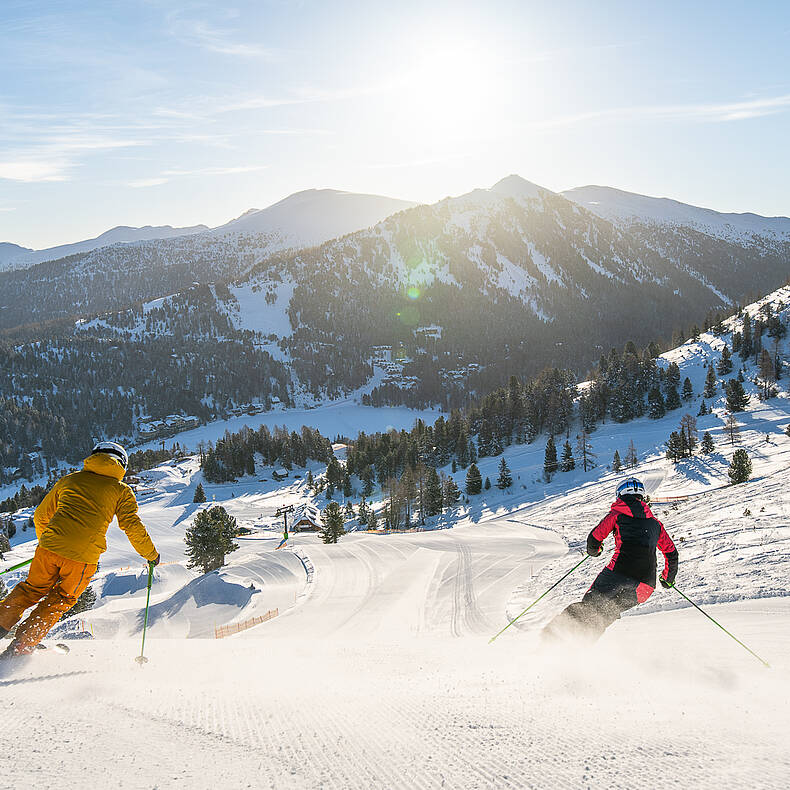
[544,568,651,642]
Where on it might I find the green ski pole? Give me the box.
[0,557,33,575]
[669,583,770,669]
[135,561,155,666]
[489,554,590,644]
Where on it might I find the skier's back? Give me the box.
[0,442,159,657]
[544,477,678,641]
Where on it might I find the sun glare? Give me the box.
[390,41,508,146]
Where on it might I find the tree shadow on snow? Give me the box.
[136,572,259,631]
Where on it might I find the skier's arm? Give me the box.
[587,512,616,556]
[657,522,678,586]
[115,485,159,562]
[33,482,60,540]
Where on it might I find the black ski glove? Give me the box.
[660,577,673,589]
[586,533,603,557]
[150,553,160,567]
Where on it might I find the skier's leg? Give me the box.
[6,555,95,655]
[0,547,59,635]
[578,570,647,639]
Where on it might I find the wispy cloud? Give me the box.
[0,159,71,183]
[535,93,790,129]
[167,11,278,59]
[129,163,268,188]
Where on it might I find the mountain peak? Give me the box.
[490,175,548,200]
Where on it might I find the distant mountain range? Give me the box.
[562,185,790,243]
[2,173,790,478]
[0,224,209,272]
[0,189,417,273]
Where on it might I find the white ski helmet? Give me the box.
[616,477,645,499]
[91,441,128,469]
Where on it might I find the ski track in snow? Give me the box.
[7,293,790,786]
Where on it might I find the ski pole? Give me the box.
[489,554,590,644]
[0,557,33,575]
[669,583,770,669]
[135,561,155,666]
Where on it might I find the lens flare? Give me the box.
[407,287,421,300]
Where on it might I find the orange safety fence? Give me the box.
[214,608,279,639]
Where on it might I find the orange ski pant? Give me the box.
[0,546,96,654]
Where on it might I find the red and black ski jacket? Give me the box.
[587,496,678,588]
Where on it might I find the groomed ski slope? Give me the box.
[2,499,790,789]
[5,291,790,787]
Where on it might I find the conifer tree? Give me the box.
[728,449,752,485]
[648,387,666,419]
[725,379,750,412]
[666,362,681,387]
[758,349,776,400]
[360,465,374,497]
[185,506,239,574]
[612,450,622,472]
[443,477,461,508]
[344,502,355,521]
[319,501,346,544]
[425,467,443,516]
[698,400,708,416]
[496,457,513,489]
[701,431,715,454]
[193,482,206,503]
[665,431,684,463]
[682,377,693,401]
[367,509,378,530]
[575,431,596,473]
[465,464,482,495]
[560,441,575,472]
[665,385,681,411]
[717,345,733,375]
[484,477,491,490]
[625,440,638,468]
[544,436,558,480]
[740,314,753,360]
[703,365,717,398]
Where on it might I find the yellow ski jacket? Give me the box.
[34,453,159,565]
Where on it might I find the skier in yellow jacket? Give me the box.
[0,442,159,657]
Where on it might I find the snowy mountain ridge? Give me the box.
[0,189,416,274]
[0,223,210,272]
[563,184,790,244]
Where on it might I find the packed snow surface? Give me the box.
[5,288,790,787]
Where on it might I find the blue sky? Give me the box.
[1,0,789,248]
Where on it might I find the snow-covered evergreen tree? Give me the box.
[496,458,513,489]
[728,449,752,484]
[319,502,346,544]
[544,436,558,480]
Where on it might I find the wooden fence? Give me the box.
[214,608,279,639]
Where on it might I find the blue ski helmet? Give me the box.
[616,477,645,499]
[91,440,128,469]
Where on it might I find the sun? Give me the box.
[388,39,509,146]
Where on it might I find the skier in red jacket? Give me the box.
[544,477,678,641]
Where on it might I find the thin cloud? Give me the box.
[168,13,278,59]
[535,93,790,129]
[128,163,268,188]
[0,159,71,182]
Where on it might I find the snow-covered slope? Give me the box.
[4,286,790,787]
[563,184,790,243]
[0,223,209,271]
[215,187,417,244]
